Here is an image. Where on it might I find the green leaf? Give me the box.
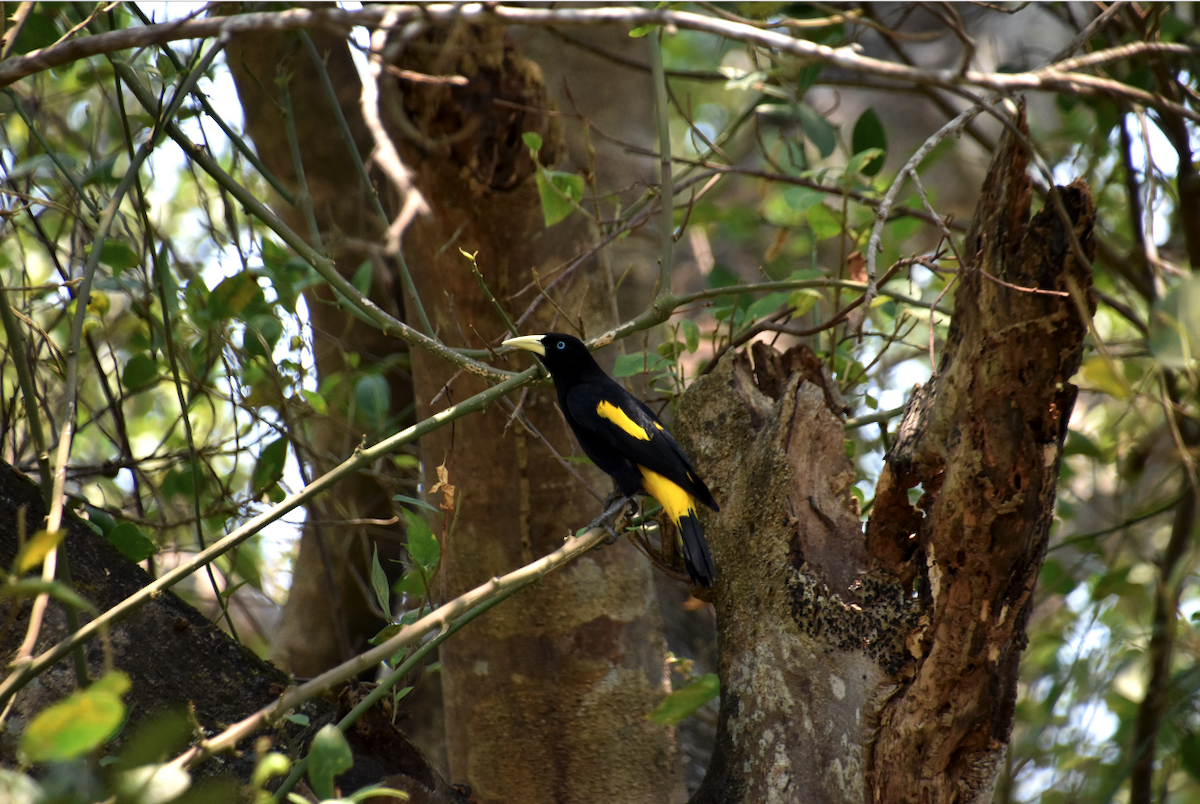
[106,522,157,563]
[355,374,391,432]
[1148,274,1200,369]
[647,673,720,725]
[20,671,131,762]
[369,623,402,646]
[681,319,700,353]
[0,578,97,613]
[370,545,390,618]
[298,389,327,416]
[782,186,825,212]
[121,354,159,391]
[613,351,667,378]
[522,131,543,153]
[307,724,353,801]
[629,24,658,37]
[707,264,740,289]
[352,259,373,296]
[208,271,261,320]
[14,529,65,574]
[403,509,439,571]
[851,108,887,177]
[796,103,837,158]
[744,292,789,321]
[807,204,842,240]
[846,148,884,178]
[535,169,584,227]
[251,438,288,497]
[87,240,141,273]
[393,493,440,514]
[11,9,59,55]
[1182,733,1200,781]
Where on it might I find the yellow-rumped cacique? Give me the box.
[502,332,718,586]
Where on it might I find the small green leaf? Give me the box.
[647,673,720,725]
[782,186,825,212]
[106,522,157,563]
[355,374,391,432]
[393,494,440,514]
[1148,274,1200,368]
[851,108,887,177]
[796,103,837,158]
[285,714,310,727]
[15,529,65,574]
[252,752,291,789]
[0,579,96,613]
[744,292,789,321]
[251,438,288,497]
[86,240,142,273]
[300,389,328,416]
[522,131,543,153]
[208,272,261,320]
[535,169,584,227]
[846,148,884,178]
[681,319,700,354]
[629,24,658,37]
[369,623,403,646]
[20,671,131,761]
[352,260,373,296]
[807,204,842,240]
[403,509,440,571]
[121,354,159,391]
[307,724,353,801]
[613,351,666,377]
[370,545,390,617]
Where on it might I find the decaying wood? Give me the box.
[675,103,1094,803]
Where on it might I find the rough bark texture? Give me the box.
[226,20,413,677]
[866,107,1095,803]
[390,22,683,804]
[0,462,464,804]
[674,105,1094,803]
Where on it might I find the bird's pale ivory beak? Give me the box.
[502,334,547,356]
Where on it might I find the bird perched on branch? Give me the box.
[502,333,718,586]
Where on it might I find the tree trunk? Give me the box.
[676,103,1095,803]
[389,21,684,804]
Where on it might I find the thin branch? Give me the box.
[3,5,1197,122]
[174,512,613,769]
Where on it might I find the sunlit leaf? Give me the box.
[307,724,353,801]
[20,671,131,761]
[14,529,65,574]
[403,509,440,571]
[807,204,842,240]
[647,673,719,725]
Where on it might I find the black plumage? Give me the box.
[503,332,718,586]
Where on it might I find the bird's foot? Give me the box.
[587,494,636,544]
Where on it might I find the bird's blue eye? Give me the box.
[556,341,566,350]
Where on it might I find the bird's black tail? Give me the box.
[678,513,715,587]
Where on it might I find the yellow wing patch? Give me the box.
[638,467,696,525]
[597,400,653,441]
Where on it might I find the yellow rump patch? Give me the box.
[639,467,696,524]
[597,400,653,441]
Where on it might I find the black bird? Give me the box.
[502,333,719,586]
